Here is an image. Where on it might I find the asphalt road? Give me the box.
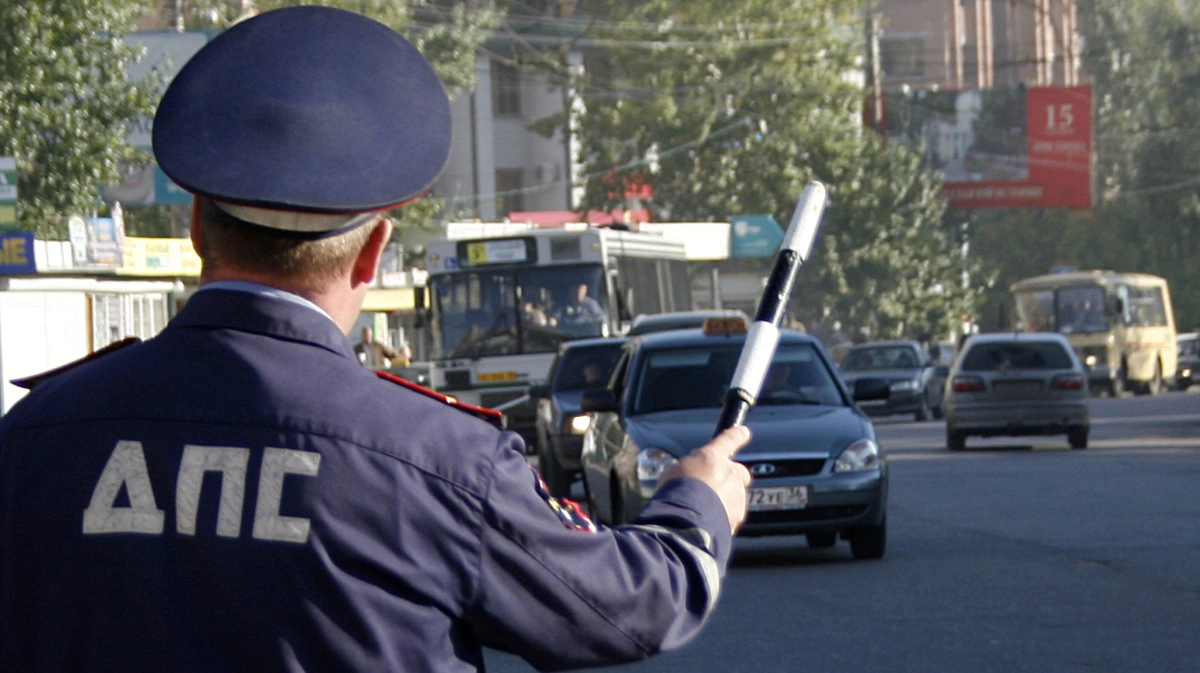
[486,390,1200,673]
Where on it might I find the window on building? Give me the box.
[881,37,926,80]
[495,168,525,217]
[491,61,521,116]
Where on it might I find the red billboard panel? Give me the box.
[883,85,1093,209]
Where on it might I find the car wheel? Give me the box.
[947,426,966,451]
[806,532,837,549]
[1139,362,1163,396]
[914,396,931,422]
[1068,426,1089,450]
[848,516,887,560]
[1109,368,1126,397]
[538,441,574,499]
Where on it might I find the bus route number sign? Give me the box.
[461,238,532,266]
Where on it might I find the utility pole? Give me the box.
[863,3,884,134]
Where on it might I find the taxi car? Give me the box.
[943,332,1090,450]
[529,337,625,497]
[579,318,891,559]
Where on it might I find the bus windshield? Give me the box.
[1014,286,1108,333]
[431,265,609,359]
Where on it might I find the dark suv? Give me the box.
[529,338,625,497]
[838,340,945,421]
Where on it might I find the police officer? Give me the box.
[0,6,753,673]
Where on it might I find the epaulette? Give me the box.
[374,370,506,430]
[11,337,143,390]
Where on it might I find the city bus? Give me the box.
[1010,270,1178,396]
[423,226,694,440]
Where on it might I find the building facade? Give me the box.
[877,0,1081,91]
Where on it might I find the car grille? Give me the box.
[747,505,868,524]
[737,458,826,478]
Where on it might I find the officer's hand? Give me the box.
[658,426,753,535]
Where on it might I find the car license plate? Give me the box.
[748,485,809,511]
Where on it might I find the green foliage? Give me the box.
[183,0,502,93]
[967,0,1200,330]
[560,0,978,342]
[0,0,162,237]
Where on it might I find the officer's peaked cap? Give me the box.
[152,5,451,235]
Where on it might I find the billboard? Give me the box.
[884,85,1093,209]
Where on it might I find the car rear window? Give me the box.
[961,341,1074,371]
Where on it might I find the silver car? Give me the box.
[944,333,1090,450]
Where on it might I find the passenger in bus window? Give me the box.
[522,300,553,327]
[555,283,604,328]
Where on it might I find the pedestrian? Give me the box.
[0,6,752,673]
[355,325,400,369]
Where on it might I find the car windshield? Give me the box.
[1055,286,1109,334]
[554,342,624,391]
[1180,337,1200,357]
[841,345,922,371]
[632,343,843,415]
[961,341,1074,371]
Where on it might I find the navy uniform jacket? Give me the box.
[0,288,733,673]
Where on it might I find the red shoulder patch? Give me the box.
[11,337,143,390]
[374,370,506,429]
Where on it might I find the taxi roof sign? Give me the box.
[702,316,748,336]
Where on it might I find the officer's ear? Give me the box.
[189,197,204,255]
[351,217,393,287]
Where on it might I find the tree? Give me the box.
[559,0,979,342]
[0,0,162,237]
[969,0,1200,330]
[126,1,505,238]
[1079,0,1200,329]
[183,0,502,94]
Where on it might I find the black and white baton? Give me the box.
[714,181,828,436]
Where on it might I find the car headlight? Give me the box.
[833,438,880,473]
[890,379,918,392]
[565,414,591,435]
[637,448,679,482]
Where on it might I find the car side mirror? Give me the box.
[527,384,549,399]
[852,377,890,402]
[580,388,619,413]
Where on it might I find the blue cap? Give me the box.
[152,6,451,234]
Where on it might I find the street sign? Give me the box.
[729,214,785,259]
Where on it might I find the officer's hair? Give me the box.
[195,199,376,290]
